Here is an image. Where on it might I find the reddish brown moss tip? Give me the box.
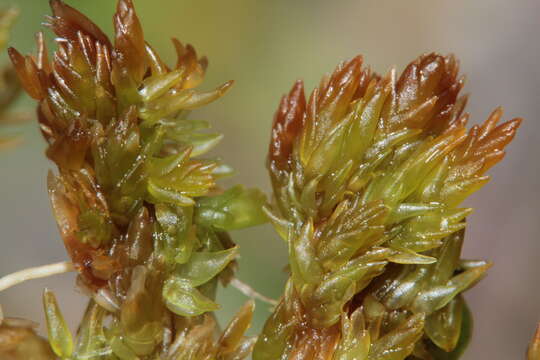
[48,0,111,47]
[268,79,306,172]
[113,0,147,82]
[318,55,363,123]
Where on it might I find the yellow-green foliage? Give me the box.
[254,54,521,359]
[1,1,526,359]
[8,1,266,359]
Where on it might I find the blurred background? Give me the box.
[0,0,539,358]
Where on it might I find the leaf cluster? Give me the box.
[255,54,521,359]
[0,1,527,359]
[6,1,267,359]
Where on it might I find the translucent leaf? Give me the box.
[262,205,290,241]
[376,266,431,311]
[110,336,139,360]
[155,203,195,264]
[340,83,389,165]
[411,262,490,314]
[126,206,153,264]
[42,289,73,358]
[218,300,255,356]
[428,300,473,359]
[139,68,184,102]
[119,266,163,356]
[176,247,238,287]
[310,248,389,327]
[388,203,443,224]
[147,179,195,206]
[305,117,350,180]
[163,277,219,317]
[169,132,224,157]
[195,185,267,230]
[180,80,233,109]
[75,301,111,359]
[368,313,425,360]
[425,296,463,352]
[76,208,112,249]
[388,247,437,265]
[147,147,191,178]
[318,199,388,269]
[139,90,193,124]
[221,336,257,360]
[289,219,323,286]
[335,308,371,360]
[252,281,299,360]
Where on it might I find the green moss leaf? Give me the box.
[368,313,425,360]
[163,277,219,316]
[176,247,238,287]
[429,299,473,359]
[42,289,73,358]
[195,185,267,231]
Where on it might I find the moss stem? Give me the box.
[0,261,75,292]
[230,277,278,306]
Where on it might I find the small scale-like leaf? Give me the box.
[218,300,255,355]
[195,185,267,230]
[163,277,219,317]
[335,308,371,360]
[176,247,238,287]
[110,336,139,360]
[411,262,491,314]
[43,289,73,358]
[428,300,473,359]
[75,301,110,359]
[425,296,463,352]
[388,247,437,265]
[368,313,425,360]
[289,219,323,286]
[147,179,195,206]
[139,68,184,102]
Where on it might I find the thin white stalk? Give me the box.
[0,261,75,292]
[230,277,278,306]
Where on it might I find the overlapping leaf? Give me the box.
[255,53,520,359]
[8,1,266,358]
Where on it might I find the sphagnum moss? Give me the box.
[253,54,522,359]
[4,0,268,359]
[0,2,536,360]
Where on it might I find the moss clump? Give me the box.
[254,54,521,359]
[8,1,266,358]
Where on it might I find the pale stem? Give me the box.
[0,261,75,292]
[230,277,278,306]
[0,262,279,309]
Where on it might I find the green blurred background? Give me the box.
[0,0,539,359]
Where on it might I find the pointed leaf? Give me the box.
[176,247,238,286]
[163,277,219,316]
[43,289,73,358]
